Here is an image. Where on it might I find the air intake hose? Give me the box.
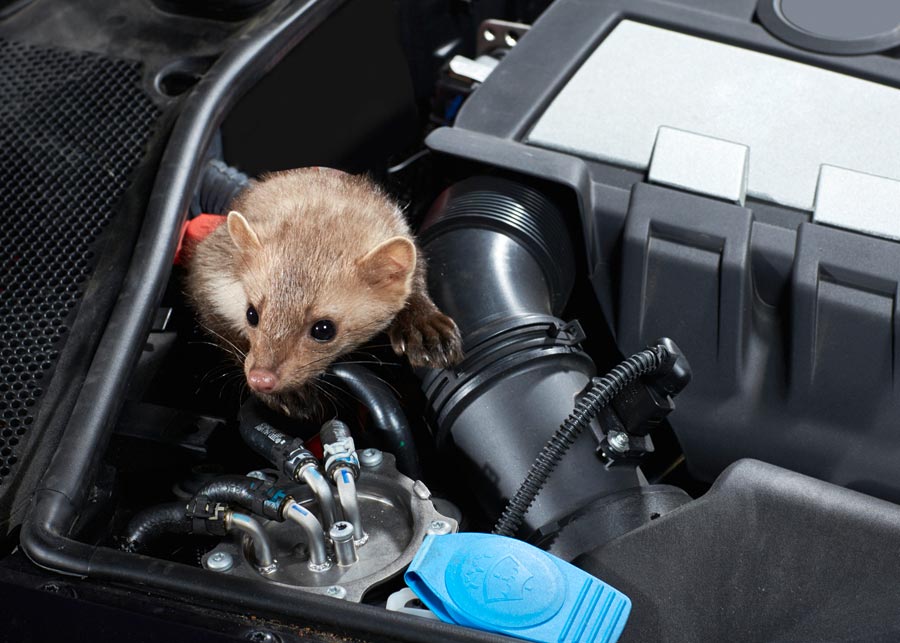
[418,176,640,535]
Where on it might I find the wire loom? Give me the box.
[493,344,670,537]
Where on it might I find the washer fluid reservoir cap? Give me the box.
[405,533,631,643]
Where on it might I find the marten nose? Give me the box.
[248,368,279,393]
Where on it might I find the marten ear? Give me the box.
[357,236,416,299]
[226,211,262,252]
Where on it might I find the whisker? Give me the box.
[188,340,230,351]
[333,360,401,368]
[358,370,404,398]
[199,323,247,359]
[196,369,239,395]
[238,381,250,407]
[311,380,339,416]
[316,375,369,408]
[312,382,333,403]
[197,359,241,378]
[189,339,244,364]
[347,350,387,365]
[217,371,243,400]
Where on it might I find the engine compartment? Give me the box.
[6,0,900,641]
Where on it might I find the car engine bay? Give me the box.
[4,0,900,641]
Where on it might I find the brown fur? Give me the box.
[185,167,462,417]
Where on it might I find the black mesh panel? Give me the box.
[0,39,160,489]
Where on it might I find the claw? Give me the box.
[393,310,463,368]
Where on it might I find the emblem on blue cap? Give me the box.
[482,555,533,603]
[406,533,631,643]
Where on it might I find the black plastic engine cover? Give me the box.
[577,459,900,642]
[425,0,900,502]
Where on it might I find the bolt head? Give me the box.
[329,521,355,541]
[206,550,234,572]
[607,431,630,453]
[358,448,383,468]
[426,519,452,536]
[325,585,347,599]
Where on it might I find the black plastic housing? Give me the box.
[424,0,900,502]
[579,459,900,642]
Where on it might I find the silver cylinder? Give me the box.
[335,467,367,545]
[329,520,358,567]
[298,464,337,531]
[283,501,332,571]
[226,511,277,574]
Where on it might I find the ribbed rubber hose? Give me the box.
[191,158,250,216]
[493,345,669,537]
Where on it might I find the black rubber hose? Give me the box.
[493,345,669,537]
[419,176,637,533]
[194,475,261,511]
[122,476,285,552]
[195,159,250,215]
[418,176,575,335]
[191,474,288,521]
[328,363,421,479]
[121,502,190,553]
[238,398,294,466]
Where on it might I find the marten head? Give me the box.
[197,169,416,407]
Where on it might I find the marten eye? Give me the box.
[310,319,336,342]
[246,304,259,327]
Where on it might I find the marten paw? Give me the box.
[390,308,463,369]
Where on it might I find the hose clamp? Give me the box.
[326,454,360,481]
[283,445,318,481]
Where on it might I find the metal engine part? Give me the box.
[202,451,457,602]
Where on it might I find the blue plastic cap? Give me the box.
[405,533,631,643]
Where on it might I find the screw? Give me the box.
[426,519,452,536]
[607,431,630,453]
[330,521,354,539]
[206,550,234,572]
[325,585,347,599]
[358,448,383,468]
